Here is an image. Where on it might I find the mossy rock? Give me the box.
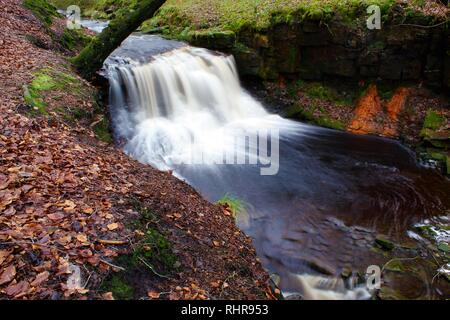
[384,259,405,272]
[437,242,450,253]
[422,110,445,131]
[375,235,395,251]
[188,30,236,49]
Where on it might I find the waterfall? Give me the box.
[108,47,300,172]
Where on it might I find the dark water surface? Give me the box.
[174,123,450,293]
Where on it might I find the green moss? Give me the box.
[140,0,446,40]
[23,85,48,115]
[93,118,113,143]
[375,235,395,251]
[23,0,58,27]
[285,103,345,130]
[384,259,405,272]
[60,28,93,52]
[133,228,179,273]
[422,110,445,131]
[438,242,450,253]
[101,274,134,300]
[188,30,236,48]
[124,197,180,275]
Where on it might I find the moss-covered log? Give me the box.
[73,0,166,79]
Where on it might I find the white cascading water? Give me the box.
[108,47,301,171]
[107,46,371,300]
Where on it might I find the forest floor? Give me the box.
[0,0,272,300]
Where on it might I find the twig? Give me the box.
[219,271,237,299]
[137,256,170,279]
[99,259,126,271]
[97,239,128,245]
[0,240,66,254]
[393,20,448,29]
[381,256,421,273]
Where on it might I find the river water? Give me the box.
[105,34,450,299]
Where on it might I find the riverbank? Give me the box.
[0,0,271,300]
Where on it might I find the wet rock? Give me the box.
[341,266,352,279]
[270,273,281,287]
[375,235,395,251]
[437,242,450,253]
[303,258,335,276]
[189,30,236,50]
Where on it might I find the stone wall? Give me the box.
[192,19,450,92]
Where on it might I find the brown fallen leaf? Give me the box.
[76,234,89,245]
[147,291,161,299]
[107,223,119,231]
[31,271,49,287]
[83,207,94,214]
[5,280,29,297]
[0,250,11,265]
[102,292,115,300]
[47,212,65,221]
[0,264,16,285]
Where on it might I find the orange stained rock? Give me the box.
[348,85,410,138]
[385,87,410,122]
[348,84,382,135]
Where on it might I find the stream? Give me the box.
[105,34,450,300]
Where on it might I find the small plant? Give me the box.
[101,274,134,300]
[217,194,246,217]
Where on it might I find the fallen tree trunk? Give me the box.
[73,0,166,79]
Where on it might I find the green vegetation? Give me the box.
[132,228,179,272]
[422,110,445,132]
[60,28,93,52]
[49,0,137,18]
[22,68,113,144]
[23,0,58,27]
[51,0,443,39]
[100,198,180,299]
[291,81,354,106]
[93,118,113,143]
[72,0,166,79]
[217,194,246,217]
[23,68,81,116]
[375,235,395,251]
[286,105,346,130]
[283,81,351,130]
[140,0,448,39]
[101,274,135,300]
[146,0,394,33]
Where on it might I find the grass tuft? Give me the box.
[217,194,246,217]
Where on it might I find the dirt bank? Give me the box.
[0,0,271,300]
